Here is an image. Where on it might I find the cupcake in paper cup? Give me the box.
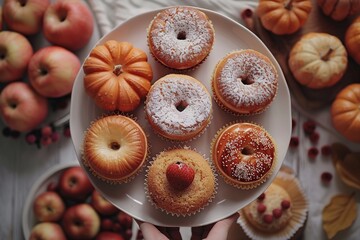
[145,146,217,216]
[238,170,308,240]
[211,121,277,190]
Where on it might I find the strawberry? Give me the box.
[166,161,195,190]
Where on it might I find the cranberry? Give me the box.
[321,172,333,184]
[257,203,266,213]
[303,120,316,135]
[273,208,282,218]
[263,214,273,224]
[309,131,320,144]
[51,132,60,142]
[289,136,299,148]
[257,193,265,201]
[281,200,291,209]
[308,147,319,159]
[25,134,37,144]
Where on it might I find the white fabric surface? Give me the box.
[85,1,360,240]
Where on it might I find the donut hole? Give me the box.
[175,100,188,112]
[177,31,187,40]
[237,75,254,85]
[110,141,121,150]
[241,146,254,155]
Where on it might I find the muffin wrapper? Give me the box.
[211,50,278,117]
[146,7,215,72]
[81,113,151,184]
[238,171,308,240]
[210,120,278,190]
[144,145,218,217]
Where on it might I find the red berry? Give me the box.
[41,136,52,146]
[41,126,53,138]
[46,182,58,192]
[321,145,332,156]
[257,193,265,201]
[63,126,71,138]
[257,203,266,213]
[124,228,133,239]
[303,120,316,135]
[321,172,333,184]
[281,200,291,209]
[273,208,282,218]
[117,212,133,229]
[136,230,144,240]
[289,136,299,148]
[51,132,60,142]
[308,147,319,159]
[309,131,320,144]
[101,218,114,231]
[166,161,195,190]
[263,214,273,224]
[25,134,37,144]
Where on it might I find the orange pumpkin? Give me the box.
[317,0,360,21]
[83,41,153,112]
[331,83,360,142]
[345,16,360,65]
[257,0,313,35]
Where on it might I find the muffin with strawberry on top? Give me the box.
[145,147,216,216]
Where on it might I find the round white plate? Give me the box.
[70,7,291,227]
[22,162,78,239]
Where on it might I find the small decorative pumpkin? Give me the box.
[83,41,153,112]
[317,0,360,21]
[288,32,348,89]
[257,0,313,35]
[331,83,360,142]
[345,16,360,65]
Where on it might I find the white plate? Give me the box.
[22,162,79,239]
[70,7,291,227]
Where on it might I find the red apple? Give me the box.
[58,166,94,201]
[96,232,125,240]
[0,31,33,82]
[116,211,133,230]
[28,46,81,98]
[29,222,66,240]
[3,0,50,35]
[62,203,100,240]
[0,81,48,132]
[33,191,65,222]
[91,190,120,216]
[43,0,94,50]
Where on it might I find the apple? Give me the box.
[0,31,33,83]
[33,191,65,222]
[96,232,125,240]
[43,0,94,51]
[91,190,119,216]
[3,0,50,35]
[58,166,94,201]
[28,46,81,98]
[116,211,133,230]
[0,81,49,132]
[29,222,66,240]
[62,203,100,240]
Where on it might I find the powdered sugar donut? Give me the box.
[212,49,278,115]
[145,74,212,141]
[147,6,215,70]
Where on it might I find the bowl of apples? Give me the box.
[22,161,140,240]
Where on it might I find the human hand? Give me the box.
[136,212,239,240]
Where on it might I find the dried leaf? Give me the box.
[331,142,351,166]
[335,162,360,190]
[322,193,357,239]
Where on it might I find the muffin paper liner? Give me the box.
[238,171,308,240]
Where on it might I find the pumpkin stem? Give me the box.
[284,0,294,10]
[113,65,123,76]
[322,49,333,61]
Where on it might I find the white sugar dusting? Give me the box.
[219,126,275,182]
[149,7,213,64]
[217,51,278,109]
[145,76,211,135]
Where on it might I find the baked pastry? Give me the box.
[146,148,216,216]
[238,171,308,240]
[147,6,215,70]
[212,49,278,115]
[145,74,212,141]
[211,122,276,189]
[82,115,148,183]
[288,32,348,89]
[83,41,153,112]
